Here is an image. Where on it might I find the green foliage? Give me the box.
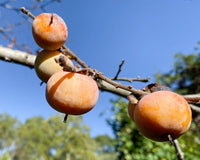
[0,114,20,149]
[1,114,115,160]
[14,115,98,160]
[0,152,12,160]
[155,53,200,94]
[94,135,117,160]
[107,97,200,160]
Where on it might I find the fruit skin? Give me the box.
[32,13,68,50]
[34,50,73,83]
[46,71,99,115]
[134,91,192,142]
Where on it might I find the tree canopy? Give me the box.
[0,114,117,160]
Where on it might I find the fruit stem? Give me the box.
[63,114,68,123]
[167,134,173,145]
[168,134,185,160]
[49,13,54,26]
[40,81,44,86]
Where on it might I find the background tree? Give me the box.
[94,135,117,160]
[0,114,101,160]
[0,114,20,158]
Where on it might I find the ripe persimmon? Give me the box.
[32,13,67,50]
[34,50,73,83]
[46,71,99,115]
[134,91,192,141]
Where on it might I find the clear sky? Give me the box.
[1,0,200,137]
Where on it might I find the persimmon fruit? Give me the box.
[134,91,192,142]
[46,71,99,115]
[34,50,73,83]
[32,13,68,50]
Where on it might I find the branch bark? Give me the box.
[0,45,135,97]
[173,139,185,160]
[0,45,35,68]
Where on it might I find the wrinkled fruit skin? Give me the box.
[34,50,73,83]
[46,71,99,115]
[134,91,192,142]
[32,13,68,50]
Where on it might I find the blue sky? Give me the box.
[1,0,200,137]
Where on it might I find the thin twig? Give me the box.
[173,140,185,160]
[114,59,125,80]
[168,134,185,160]
[20,7,35,19]
[60,46,89,68]
[97,73,148,98]
[111,77,150,83]
[57,55,148,98]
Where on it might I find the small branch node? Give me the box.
[128,86,133,89]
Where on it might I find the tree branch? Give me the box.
[0,46,141,98]
[173,139,185,160]
[168,134,185,160]
[20,7,35,19]
[0,45,35,68]
[110,77,150,83]
[183,94,200,104]
[189,104,200,113]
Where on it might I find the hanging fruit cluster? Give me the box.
[32,13,99,117]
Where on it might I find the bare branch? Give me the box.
[20,7,35,19]
[173,139,185,160]
[0,46,35,68]
[54,54,147,98]
[110,77,150,83]
[183,94,200,104]
[60,46,89,68]
[96,73,147,98]
[190,104,200,113]
[113,59,125,80]
[18,7,200,102]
